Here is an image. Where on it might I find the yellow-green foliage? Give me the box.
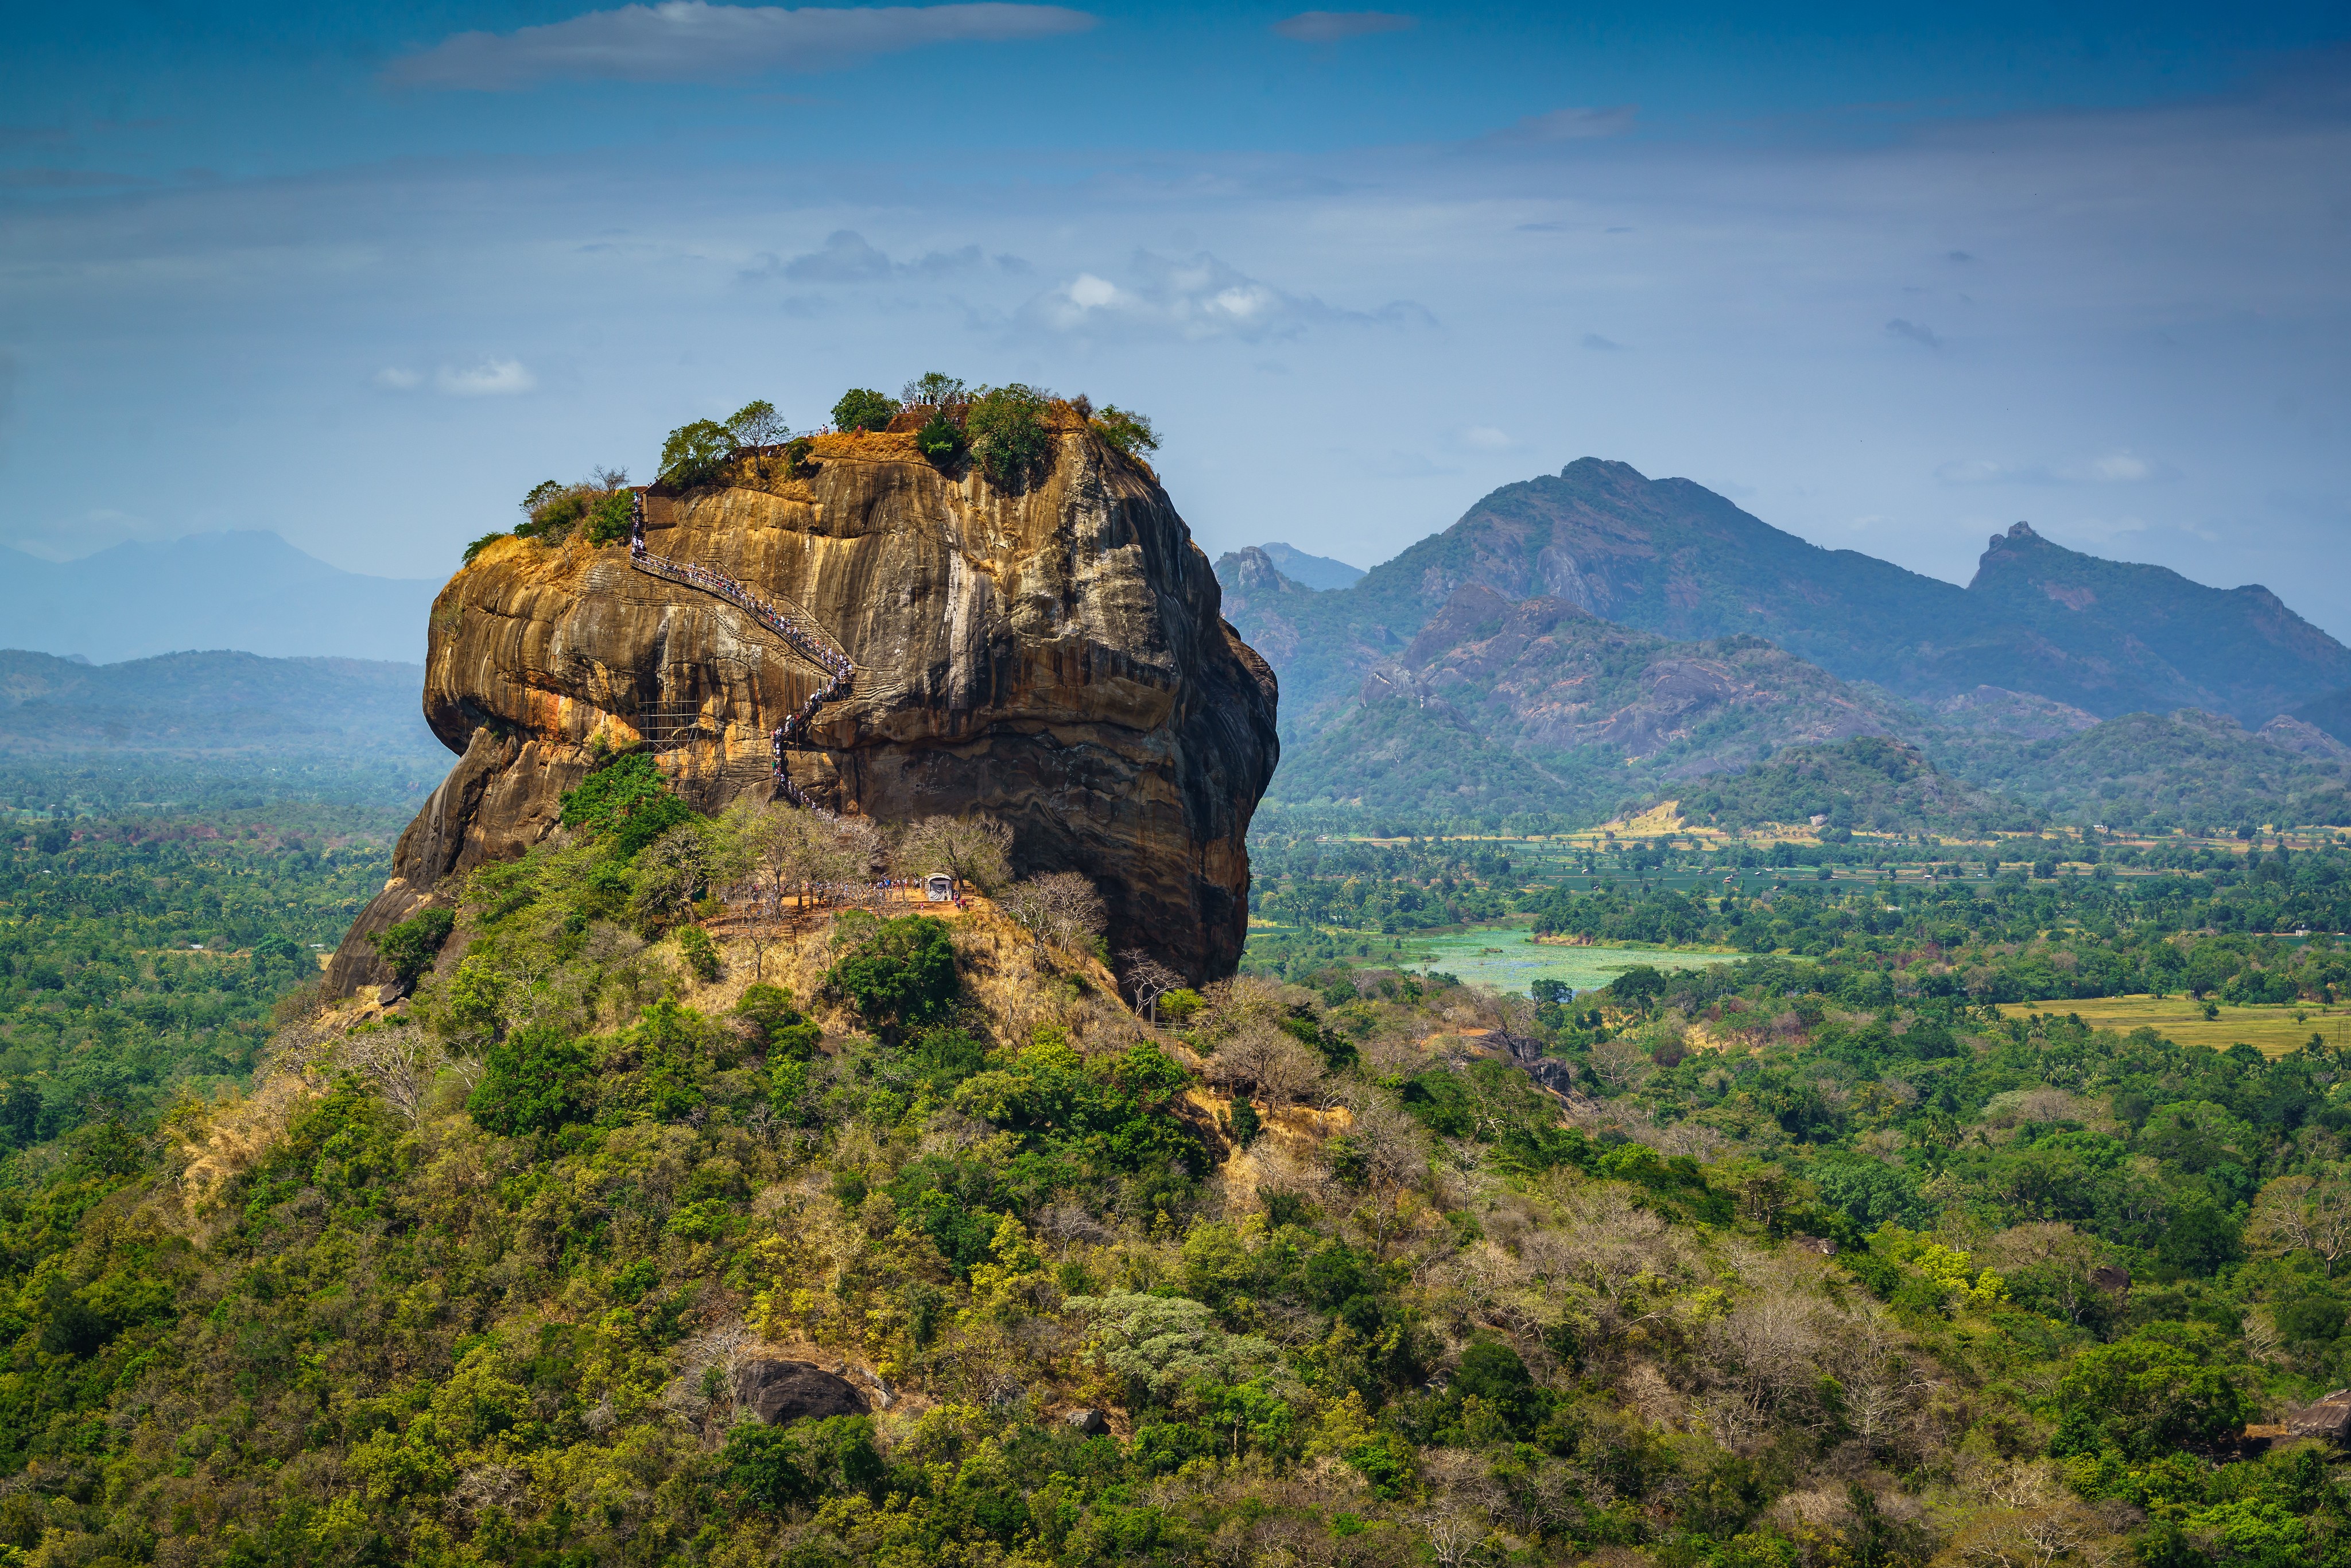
[1,821,2349,1565]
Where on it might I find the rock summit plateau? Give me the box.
[327,405,1278,991]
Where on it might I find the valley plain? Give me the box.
[1,427,2349,1565]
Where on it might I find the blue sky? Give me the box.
[4,2,2348,638]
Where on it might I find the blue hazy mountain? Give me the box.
[0,531,437,664]
[1250,542,1365,591]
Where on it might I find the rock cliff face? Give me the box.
[325,410,1278,993]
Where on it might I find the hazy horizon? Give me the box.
[6,2,2347,631]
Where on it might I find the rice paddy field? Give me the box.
[1993,993,2350,1059]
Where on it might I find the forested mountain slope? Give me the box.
[3,759,2351,1564]
[1271,585,1942,821]
[1255,577,2351,831]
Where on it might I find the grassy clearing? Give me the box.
[1993,992,2351,1058]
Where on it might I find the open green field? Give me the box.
[1243,919,1743,996]
[1993,993,2350,1059]
[1398,925,1737,994]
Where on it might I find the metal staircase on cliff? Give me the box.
[627,491,851,807]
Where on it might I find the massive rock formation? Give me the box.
[325,407,1278,993]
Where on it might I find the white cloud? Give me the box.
[2080,452,2151,482]
[1457,426,1512,451]
[435,359,537,397]
[373,366,423,390]
[1935,457,2005,485]
[1273,11,1415,44]
[386,1,1097,89]
[1020,251,1429,342]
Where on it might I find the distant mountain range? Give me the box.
[1220,459,2351,830]
[0,532,437,663]
[0,650,441,761]
[1249,542,1364,592]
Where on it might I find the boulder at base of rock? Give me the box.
[1065,1408,1110,1437]
[732,1360,870,1425]
[2286,1390,2351,1442]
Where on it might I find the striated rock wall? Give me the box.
[325,411,1278,994]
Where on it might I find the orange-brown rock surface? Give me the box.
[325,410,1278,993]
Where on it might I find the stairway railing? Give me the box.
[627,491,851,806]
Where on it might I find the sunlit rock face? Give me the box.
[325,409,1279,995]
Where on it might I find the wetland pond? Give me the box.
[1396,926,1739,996]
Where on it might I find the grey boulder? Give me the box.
[732,1360,871,1425]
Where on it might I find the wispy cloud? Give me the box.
[1273,11,1415,44]
[1937,449,2172,487]
[6,507,180,562]
[0,168,152,188]
[780,228,890,282]
[1019,251,1431,342]
[1884,317,1941,348]
[744,228,1009,284]
[386,1,1097,90]
[1580,332,1626,351]
[437,359,537,396]
[377,360,536,396]
[1481,105,1637,144]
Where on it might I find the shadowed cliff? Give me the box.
[327,405,1278,992]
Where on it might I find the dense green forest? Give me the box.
[0,787,402,1148]
[0,748,2339,1567]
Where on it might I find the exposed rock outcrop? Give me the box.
[325,409,1278,992]
[731,1360,870,1425]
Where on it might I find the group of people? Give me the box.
[627,491,854,806]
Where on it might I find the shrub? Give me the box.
[1090,404,1159,457]
[915,408,963,462]
[468,1023,597,1136]
[1159,988,1205,1024]
[518,475,631,546]
[461,531,507,565]
[723,1416,885,1512]
[827,914,959,1025]
[583,490,633,546]
[831,387,899,433]
[965,383,1054,488]
[658,419,734,488]
[558,753,695,860]
[675,924,720,981]
[515,480,589,542]
[370,906,455,984]
[736,983,821,1059]
[2047,1328,2253,1460]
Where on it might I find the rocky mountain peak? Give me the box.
[328,421,1278,989]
